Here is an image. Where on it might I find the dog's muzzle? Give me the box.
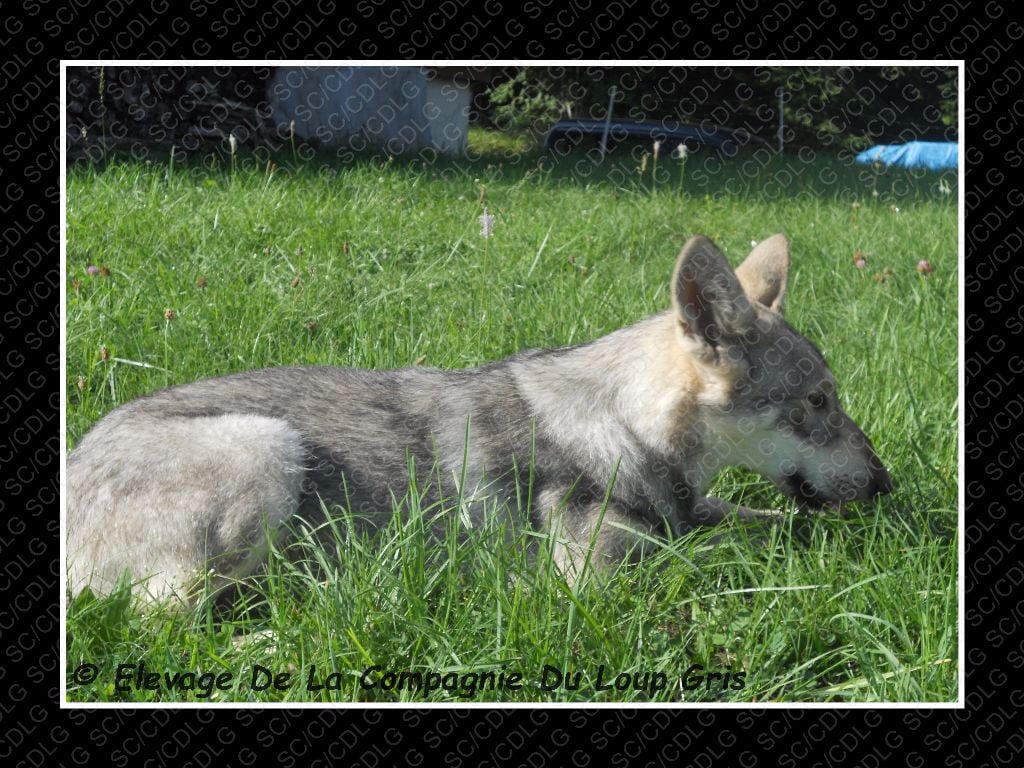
[784,472,832,510]
[784,461,893,511]
[869,457,894,496]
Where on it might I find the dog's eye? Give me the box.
[807,391,826,409]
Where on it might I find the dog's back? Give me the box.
[66,364,544,598]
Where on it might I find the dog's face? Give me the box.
[731,316,893,508]
[672,235,892,509]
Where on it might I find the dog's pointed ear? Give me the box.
[672,236,756,354]
[735,233,790,313]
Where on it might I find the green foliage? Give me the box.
[487,69,576,139]
[484,66,958,151]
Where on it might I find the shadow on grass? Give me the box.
[68,129,958,209]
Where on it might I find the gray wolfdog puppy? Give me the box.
[66,234,892,601]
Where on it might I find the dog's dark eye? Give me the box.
[807,391,826,409]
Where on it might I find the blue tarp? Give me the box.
[855,141,958,171]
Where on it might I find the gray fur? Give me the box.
[66,234,892,601]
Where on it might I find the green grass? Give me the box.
[65,136,959,703]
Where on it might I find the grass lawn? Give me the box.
[64,133,959,703]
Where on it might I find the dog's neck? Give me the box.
[511,311,725,516]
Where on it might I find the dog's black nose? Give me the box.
[872,464,894,496]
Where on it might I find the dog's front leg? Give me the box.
[536,488,659,581]
[691,497,786,526]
